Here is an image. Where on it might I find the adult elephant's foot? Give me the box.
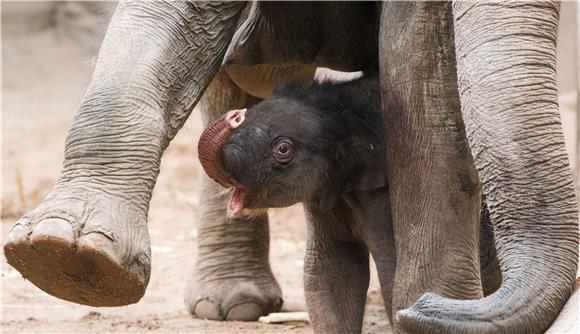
[185,268,282,321]
[184,177,281,321]
[184,217,282,321]
[4,182,151,307]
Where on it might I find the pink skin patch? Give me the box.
[228,187,248,219]
[225,109,246,129]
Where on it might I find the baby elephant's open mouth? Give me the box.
[198,108,246,189]
[198,108,258,220]
[228,187,248,218]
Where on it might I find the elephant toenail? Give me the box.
[194,299,221,320]
[77,232,121,265]
[6,224,27,244]
[30,218,75,244]
[225,302,263,321]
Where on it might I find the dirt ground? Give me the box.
[1,3,578,334]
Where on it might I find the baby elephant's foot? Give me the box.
[186,272,282,321]
[4,184,151,306]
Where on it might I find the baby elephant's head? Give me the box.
[198,81,385,218]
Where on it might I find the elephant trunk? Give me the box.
[398,2,579,333]
[198,109,247,188]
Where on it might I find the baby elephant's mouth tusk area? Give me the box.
[227,187,248,219]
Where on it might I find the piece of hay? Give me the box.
[258,312,310,324]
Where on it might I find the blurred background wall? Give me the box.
[2,1,114,45]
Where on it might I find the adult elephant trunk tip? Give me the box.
[198,108,246,188]
[395,267,578,333]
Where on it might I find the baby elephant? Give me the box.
[198,75,395,333]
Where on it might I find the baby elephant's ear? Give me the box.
[342,166,387,193]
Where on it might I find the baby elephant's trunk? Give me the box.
[198,108,246,188]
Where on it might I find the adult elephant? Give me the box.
[4,1,578,333]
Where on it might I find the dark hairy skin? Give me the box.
[220,76,386,211]
[199,75,394,333]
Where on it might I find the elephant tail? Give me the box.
[396,226,579,333]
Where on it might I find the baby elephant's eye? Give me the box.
[273,138,295,164]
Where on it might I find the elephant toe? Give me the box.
[192,298,222,320]
[5,219,30,244]
[222,281,283,320]
[76,232,123,269]
[30,218,75,244]
[225,302,264,321]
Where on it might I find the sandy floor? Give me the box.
[1,11,578,334]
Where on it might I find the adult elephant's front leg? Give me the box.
[379,2,483,325]
[3,1,245,306]
[185,70,283,321]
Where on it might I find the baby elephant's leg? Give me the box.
[303,204,370,334]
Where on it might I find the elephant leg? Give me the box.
[303,203,370,334]
[186,64,316,321]
[342,189,396,320]
[3,1,245,306]
[185,180,283,321]
[379,1,483,325]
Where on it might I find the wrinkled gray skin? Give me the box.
[4,1,578,333]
